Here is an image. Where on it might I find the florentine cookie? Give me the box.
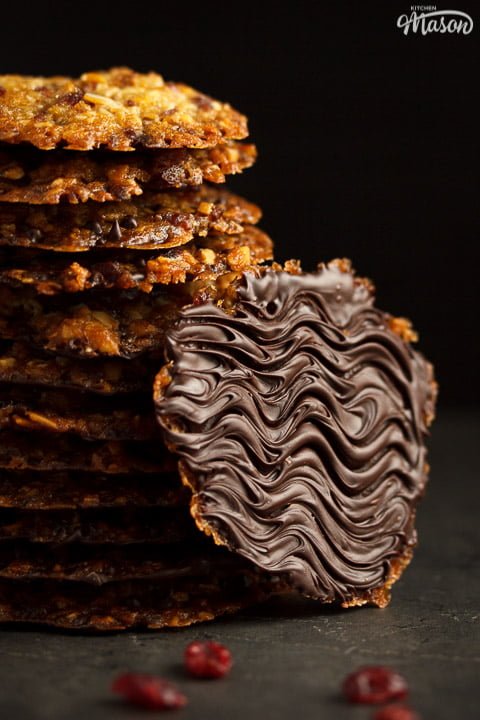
[0,68,248,151]
[0,186,261,252]
[0,382,152,413]
[0,432,175,474]
[155,260,437,608]
[0,342,155,395]
[0,227,272,294]
[0,143,256,203]
[0,507,194,545]
[0,543,255,584]
[0,399,156,441]
[0,572,276,630]
[0,471,188,510]
[0,285,189,358]
[0,291,188,360]
[0,251,272,357]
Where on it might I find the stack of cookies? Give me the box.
[0,68,276,629]
[0,68,437,631]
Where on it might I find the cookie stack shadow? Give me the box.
[0,68,274,630]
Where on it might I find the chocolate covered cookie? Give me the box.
[155,260,437,607]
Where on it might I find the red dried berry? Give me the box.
[373,705,420,720]
[342,666,408,704]
[184,640,232,679]
[112,673,187,710]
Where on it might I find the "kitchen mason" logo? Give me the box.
[397,7,474,35]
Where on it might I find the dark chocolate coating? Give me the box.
[155,264,436,603]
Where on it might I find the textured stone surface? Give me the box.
[0,411,478,719]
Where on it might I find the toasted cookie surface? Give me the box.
[0,186,261,252]
[0,68,248,151]
[0,543,255,583]
[0,142,256,203]
[0,571,275,630]
[0,395,156,441]
[0,227,272,294]
[0,470,187,510]
[0,507,194,545]
[0,432,175,473]
[0,342,156,394]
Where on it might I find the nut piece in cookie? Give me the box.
[155,261,437,607]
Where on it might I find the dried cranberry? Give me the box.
[59,89,84,106]
[184,640,232,679]
[342,666,408,704]
[112,673,187,710]
[373,705,420,720]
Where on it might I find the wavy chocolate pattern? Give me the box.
[155,262,436,603]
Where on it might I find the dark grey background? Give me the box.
[0,1,478,406]
[0,411,478,719]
